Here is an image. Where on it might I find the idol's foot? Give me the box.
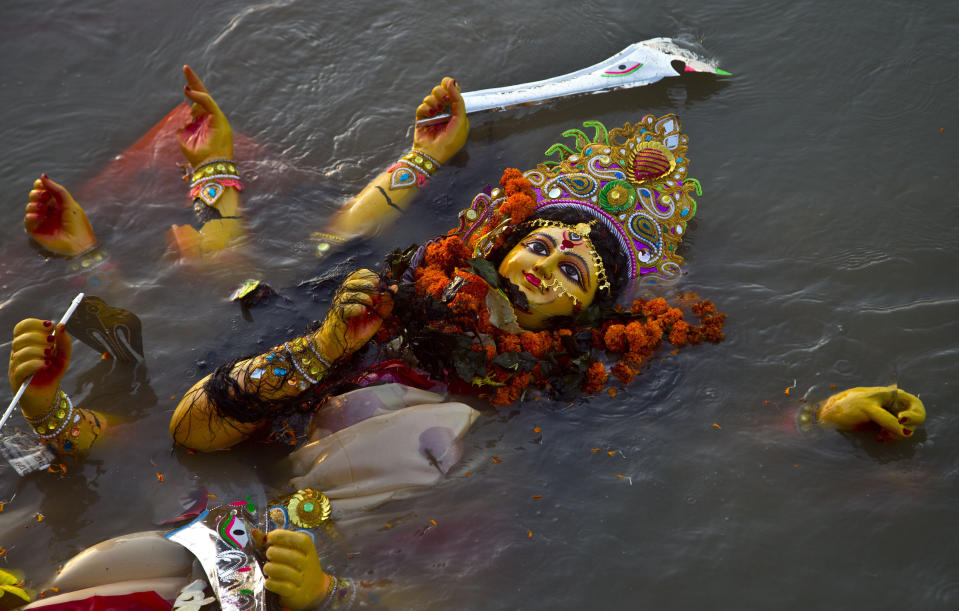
[24,174,98,257]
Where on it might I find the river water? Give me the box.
[1,0,958,609]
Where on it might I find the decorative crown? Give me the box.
[459,115,701,290]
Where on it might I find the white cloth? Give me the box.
[288,384,480,513]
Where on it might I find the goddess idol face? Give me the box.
[497,226,600,329]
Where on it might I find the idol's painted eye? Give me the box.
[559,262,584,288]
[524,239,550,256]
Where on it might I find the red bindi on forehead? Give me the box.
[559,229,586,251]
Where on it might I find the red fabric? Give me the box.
[352,358,440,390]
[35,591,172,611]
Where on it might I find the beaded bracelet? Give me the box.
[189,159,239,185]
[23,388,64,426]
[31,390,75,440]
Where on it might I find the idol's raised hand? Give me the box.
[263,530,329,610]
[817,385,925,439]
[414,76,469,163]
[314,269,394,360]
[8,318,72,416]
[24,175,97,256]
[177,65,234,167]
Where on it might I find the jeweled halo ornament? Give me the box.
[458,114,701,288]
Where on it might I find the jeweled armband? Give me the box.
[187,159,244,207]
[248,336,332,392]
[386,149,440,190]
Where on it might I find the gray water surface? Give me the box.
[1,0,958,609]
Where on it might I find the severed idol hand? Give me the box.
[817,385,925,439]
[24,175,97,256]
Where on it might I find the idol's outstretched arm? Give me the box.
[315,77,469,255]
[170,269,393,451]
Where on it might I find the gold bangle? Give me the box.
[403,149,441,176]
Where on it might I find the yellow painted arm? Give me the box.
[315,77,468,253]
[170,270,393,451]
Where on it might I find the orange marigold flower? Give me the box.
[414,266,451,299]
[498,334,522,353]
[657,307,683,327]
[454,271,490,296]
[701,313,727,343]
[668,320,691,346]
[423,235,470,273]
[624,321,649,353]
[491,385,521,406]
[644,320,663,344]
[611,361,637,384]
[583,361,609,393]
[450,292,480,315]
[692,300,718,318]
[520,331,551,358]
[643,297,669,317]
[494,168,537,225]
[499,192,536,225]
[511,372,532,391]
[629,298,646,315]
[603,324,627,353]
[623,351,646,368]
[499,167,525,189]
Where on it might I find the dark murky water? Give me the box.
[1,0,958,608]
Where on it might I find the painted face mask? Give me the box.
[498,225,600,328]
[166,500,267,611]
